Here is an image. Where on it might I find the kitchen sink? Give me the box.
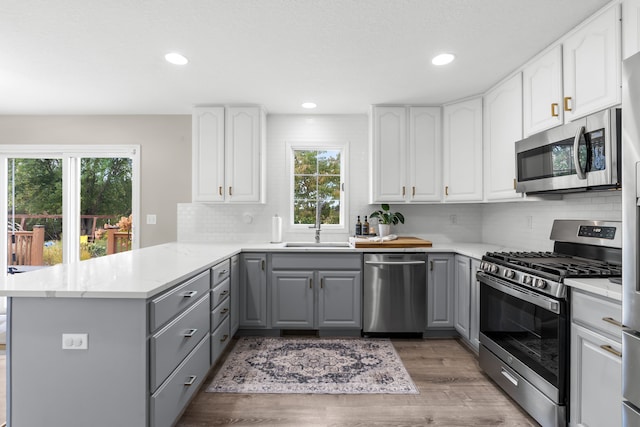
[284,242,351,248]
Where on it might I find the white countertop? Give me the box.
[1,240,512,299]
[565,277,623,302]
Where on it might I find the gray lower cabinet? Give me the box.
[270,253,362,330]
[570,289,623,427]
[239,253,268,328]
[453,255,481,352]
[454,255,471,339]
[230,254,240,335]
[426,253,455,329]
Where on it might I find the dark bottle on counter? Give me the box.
[362,216,369,235]
[355,216,362,236]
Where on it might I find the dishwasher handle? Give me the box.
[365,260,426,266]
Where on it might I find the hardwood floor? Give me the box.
[177,338,539,427]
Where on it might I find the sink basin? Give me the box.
[284,242,351,248]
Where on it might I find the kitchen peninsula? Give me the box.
[1,240,497,427]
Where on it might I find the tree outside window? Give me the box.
[292,149,342,226]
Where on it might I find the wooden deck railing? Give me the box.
[7,225,44,266]
[106,229,132,255]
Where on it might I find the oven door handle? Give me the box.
[478,272,561,314]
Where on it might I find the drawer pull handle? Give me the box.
[220,334,229,342]
[182,290,198,298]
[219,269,228,276]
[182,328,198,338]
[564,96,572,112]
[218,186,222,196]
[551,103,559,117]
[184,375,197,386]
[220,290,229,297]
[500,368,519,387]
[220,308,229,315]
[600,344,622,358]
[602,317,625,328]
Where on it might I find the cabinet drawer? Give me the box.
[272,253,361,270]
[211,297,230,332]
[212,259,230,286]
[151,294,210,391]
[572,290,623,340]
[151,334,210,427]
[211,277,230,309]
[150,270,210,332]
[211,317,231,365]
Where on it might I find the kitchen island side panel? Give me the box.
[8,297,148,427]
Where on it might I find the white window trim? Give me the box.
[1,145,140,278]
[286,141,348,232]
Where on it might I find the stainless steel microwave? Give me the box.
[515,108,621,194]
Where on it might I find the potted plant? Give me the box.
[370,204,404,237]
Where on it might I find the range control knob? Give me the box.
[534,279,547,289]
[503,269,515,279]
[490,264,499,274]
[523,276,533,285]
[480,262,486,270]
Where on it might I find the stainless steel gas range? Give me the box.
[477,219,622,427]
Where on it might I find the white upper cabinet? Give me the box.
[623,0,640,59]
[409,107,442,202]
[483,73,523,201]
[192,106,266,203]
[192,107,225,202]
[370,106,407,203]
[523,45,564,136]
[370,106,441,203]
[562,3,621,122]
[442,97,483,202]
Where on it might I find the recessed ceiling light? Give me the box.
[165,52,188,65]
[431,53,455,66]
[301,102,317,109]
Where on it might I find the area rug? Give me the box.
[206,337,419,394]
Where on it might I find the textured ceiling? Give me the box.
[0,0,613,114]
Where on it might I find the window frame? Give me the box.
[1,144,140,277]
[287,141,348,232]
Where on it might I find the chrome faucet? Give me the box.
[309,201,322,243]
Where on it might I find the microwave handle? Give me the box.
[573,126,587,180]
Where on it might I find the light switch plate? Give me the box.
[146,214,157,225]
[62,333,88,350]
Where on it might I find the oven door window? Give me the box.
[480,283,565,388]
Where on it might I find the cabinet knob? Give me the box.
[563,97,572,112]
[551,103,559,117]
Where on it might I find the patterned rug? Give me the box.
[206,337,419,394]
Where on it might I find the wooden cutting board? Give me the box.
[354,236,433,248]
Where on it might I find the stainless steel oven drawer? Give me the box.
[479,346,566,427]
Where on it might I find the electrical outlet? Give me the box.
[62,333,88,350]
[146,214,157,225]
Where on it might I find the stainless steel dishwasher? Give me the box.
[363,253,426,335]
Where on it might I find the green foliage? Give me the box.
[370,204,405,225]
[293,149,341,225]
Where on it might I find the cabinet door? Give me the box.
[442,98,483,202]
[370,106,407,202]
[409,107,442,202]
[317,270,362,329]
[192,107,225,202]
[563,3,621,122]
[469,259,481,352]
[623,0,640,59]
[230,255,240,335]
[570,323,622,427]
[483,73,523,201]
[271,271,314,328]
[427,254,455,329]
[522,45,564,136]
[225,107,264,202]
[454,255,471,339]
[239,254,268,328]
